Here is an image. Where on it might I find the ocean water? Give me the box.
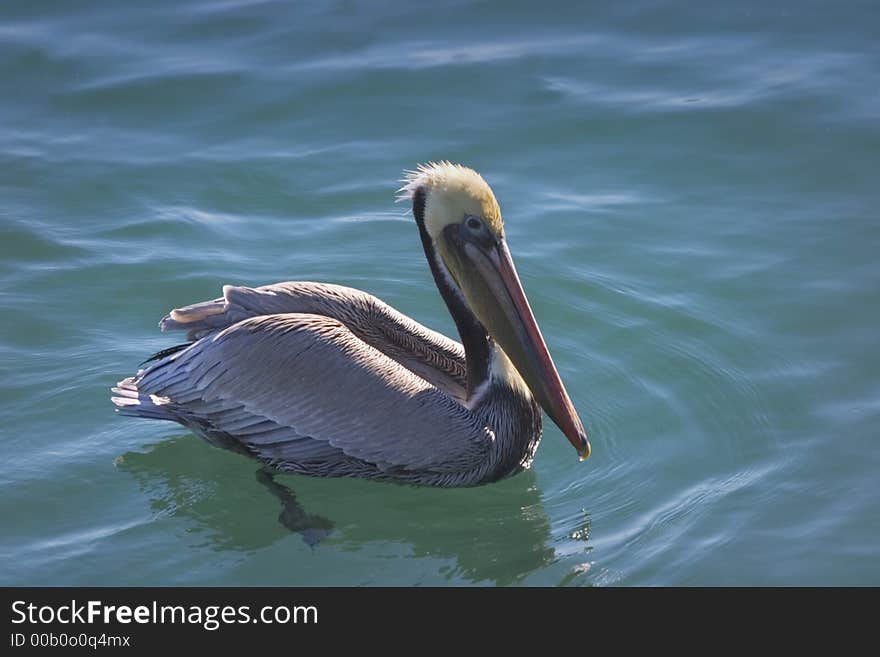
[1,0,878,586]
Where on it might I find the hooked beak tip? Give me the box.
[578,439,592,461]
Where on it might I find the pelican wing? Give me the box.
[159,282,467,402]
[120,313,489,473]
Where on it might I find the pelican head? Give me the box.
[401,162,590,460]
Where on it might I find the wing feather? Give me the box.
[135,313,489,473]
[159,282,467,401]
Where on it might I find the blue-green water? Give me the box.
[1,1,878,586]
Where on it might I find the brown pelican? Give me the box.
[112,162,590,487]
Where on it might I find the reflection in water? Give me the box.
[119,435,593,585]
[255,469,333,547]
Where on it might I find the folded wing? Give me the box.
[160,281,467,402]
[115,312,489,474]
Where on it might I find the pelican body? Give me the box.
[112,163,590,487]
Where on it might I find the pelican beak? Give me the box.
[456,235,591,459]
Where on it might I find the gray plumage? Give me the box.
[113,282,541,487]
[108,162,593,485]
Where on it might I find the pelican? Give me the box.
[112,162,590,487]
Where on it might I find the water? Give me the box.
[1,0,877,586]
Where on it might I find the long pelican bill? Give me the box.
[460,238,591,460]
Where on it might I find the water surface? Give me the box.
[1,0,878,585]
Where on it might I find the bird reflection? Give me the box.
[119,435,592,585]
[255,468,333,547]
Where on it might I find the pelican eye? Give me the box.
[465,216,482,231]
